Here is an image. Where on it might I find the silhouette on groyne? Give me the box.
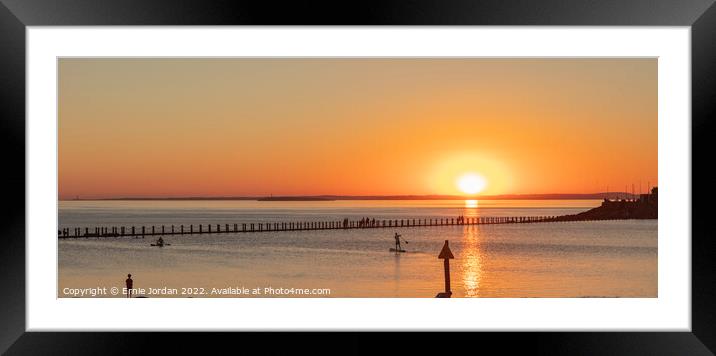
[57,188,658,239]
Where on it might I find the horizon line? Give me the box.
[59,190,655,201]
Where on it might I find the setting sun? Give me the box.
[457,173,487,195]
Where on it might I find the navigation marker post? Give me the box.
[436,240,454,298]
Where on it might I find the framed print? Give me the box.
[1,0,715,354]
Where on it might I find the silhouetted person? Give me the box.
[157,236,164,246]
[394,232,402,251]
[125,274,133,298]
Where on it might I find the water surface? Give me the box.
[58,200,657,298]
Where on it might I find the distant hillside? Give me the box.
[257,196,335,201]
[552,190,658,221]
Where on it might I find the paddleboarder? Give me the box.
[394,232,402,251]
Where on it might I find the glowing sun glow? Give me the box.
[457,173,487,195]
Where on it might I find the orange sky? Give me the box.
[58,58,657,199]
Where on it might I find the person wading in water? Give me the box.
[125,274,133,298]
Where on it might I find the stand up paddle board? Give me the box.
[389,248,406,253]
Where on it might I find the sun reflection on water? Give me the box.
[464,199,478,209]
[462,225,484,297]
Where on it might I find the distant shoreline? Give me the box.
[60,192,638,202]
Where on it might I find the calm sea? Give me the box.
[58,200,657,298]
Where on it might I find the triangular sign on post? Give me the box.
[438,240,454,259]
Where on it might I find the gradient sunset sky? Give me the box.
[58,58,657,199]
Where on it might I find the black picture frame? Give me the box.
[1,0,714,354]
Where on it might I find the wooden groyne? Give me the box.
[58,215,569,239]
[58,189,658,239]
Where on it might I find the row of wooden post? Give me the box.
[58,215,562,238]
